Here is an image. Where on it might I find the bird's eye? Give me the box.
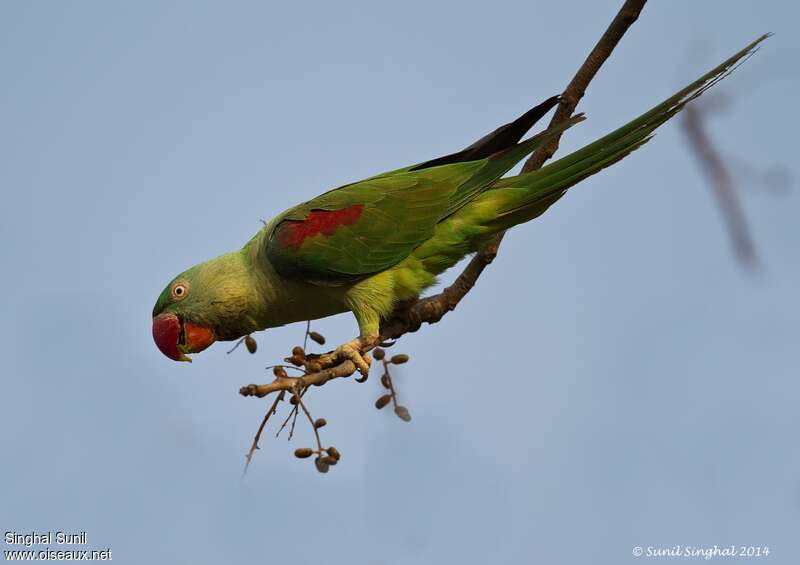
[171,282,188,300]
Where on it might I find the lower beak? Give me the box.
[152,313,216,363]
[181,321,216,357]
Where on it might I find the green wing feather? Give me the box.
[265,116,583,282]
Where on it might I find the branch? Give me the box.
[240,0,648,399]
[523,0,647,173]
[383,0,648,338]
[240,356,358,398]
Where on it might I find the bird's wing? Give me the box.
[264,115,583,283]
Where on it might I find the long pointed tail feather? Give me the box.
[485,33,770,230]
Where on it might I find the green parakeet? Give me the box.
[152,36,766,364]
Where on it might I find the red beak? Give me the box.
[152,313,216,362]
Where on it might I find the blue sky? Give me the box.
[2,1,798,564]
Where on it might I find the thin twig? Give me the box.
[287,407,300,440]
[295,389,324,455]
[243,390,284,475]
[264,364,307,374]
[276,386,308,439]
[276,406,298,438]
[227,336,247,354]
[303,320,311,351]
[381,359,399,409]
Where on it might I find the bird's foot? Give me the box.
[333,336,377,377]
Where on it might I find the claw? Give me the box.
[334,337,375,377]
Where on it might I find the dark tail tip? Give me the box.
[409,95,560,171]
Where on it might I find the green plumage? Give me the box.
[152,35,767,358]
[265,114,583,281]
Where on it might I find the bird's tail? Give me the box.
[478,33,770,233]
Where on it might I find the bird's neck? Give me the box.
[239,231,347,333]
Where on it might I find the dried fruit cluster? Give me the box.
[294,444,341,474]
[372,348,412,422]
[241,325,413,474]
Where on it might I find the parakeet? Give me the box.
[152,36,766,367]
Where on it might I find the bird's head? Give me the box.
[152,252,256,362]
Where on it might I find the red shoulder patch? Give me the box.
[277,204,365,249]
